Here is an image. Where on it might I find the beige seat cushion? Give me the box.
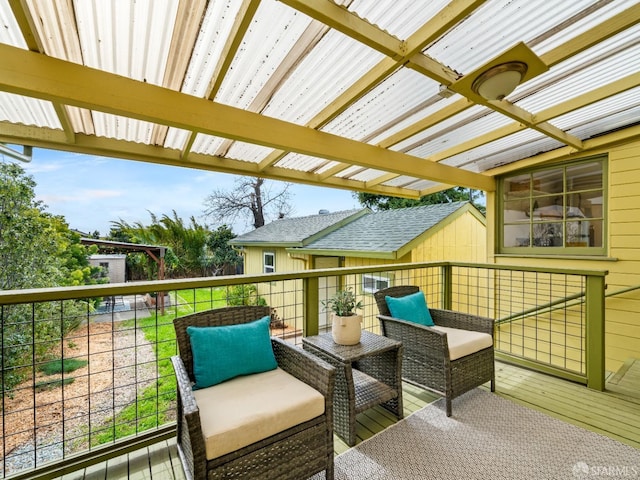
[432,326,493,360]
[193,367,325,460]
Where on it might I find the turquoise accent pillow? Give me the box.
[385,291,434,326]
[186,315,277,389]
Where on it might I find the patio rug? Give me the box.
[311,389,640,480]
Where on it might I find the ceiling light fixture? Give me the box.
[471,61,528,101]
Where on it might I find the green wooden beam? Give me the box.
[585,274,606,391]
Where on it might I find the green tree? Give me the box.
[0,162,94,390]
[355,187,485,213]
[207,225,242,275]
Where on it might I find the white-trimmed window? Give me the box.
[500,157,605,254]
[263,251,275,273]
[362,274,390,294]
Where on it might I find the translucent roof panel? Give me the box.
[91,112,159,144]
[347,0,451,40]
[0,0,28,48]
[276,153,331,173]
[192,134,229,156]
[0,92,61,129]
[322,68,438,141]
[392,105,493,154]
[443,130,564,172]
[74,0,178,85]
[405,110,514,160]
[181,0,245,97]
[516,25,640,113]
[226,141,275,164]
[426,0,601,74]
[214,0,313,110]
[262,29,384,125]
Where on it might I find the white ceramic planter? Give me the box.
[331,314,362,345]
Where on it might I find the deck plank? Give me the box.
[52,361,640,479]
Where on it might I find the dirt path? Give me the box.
[1,321,156,474]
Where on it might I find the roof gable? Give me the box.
[295,202,482,257]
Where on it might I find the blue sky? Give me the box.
[20,148,360,236]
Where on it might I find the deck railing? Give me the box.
[0,261,606,479]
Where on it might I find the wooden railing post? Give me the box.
[585,274,606,391]
[304,276,319,337]
[441,263,452,310]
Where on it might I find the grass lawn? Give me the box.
[92,287,228,445]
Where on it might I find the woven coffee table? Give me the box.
[303,330,403,446]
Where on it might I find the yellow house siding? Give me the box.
[491,139,640,374]
[411,211,486,263]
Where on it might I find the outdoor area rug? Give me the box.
[311,389,640,480]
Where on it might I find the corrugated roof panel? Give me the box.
[91,112,157,144]
[0,0,27,47]
[551,87,640,133]
[192,133,227,156]
[322,68,437,141]
[181,0,243,97]
[334,165,364,178]
[427,0,600,74]
[472,136,565,173]
[568,107,640,142]
[348,0,450,40]
[348,168,387,182]
[517,26,640,113]
[0,92,61,129]
[226,141,275,163]
[72,0,178,143]
[390,105,491,154]
[405,110,513,159]
[74,0,177,85]
[214,0,312,109]
[382,175,422,188]
[367,93,462,146]
[443,130,563,171]
[533,0,637,54]
[164,127,191,151]
[275,153,329,172]
[262,29,384,125]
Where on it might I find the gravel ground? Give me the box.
[1,322,157,477]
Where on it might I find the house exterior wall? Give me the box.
[239,210,487,333]
[488,139,640,373]
[241,246,304,327]
[343,210,487,329]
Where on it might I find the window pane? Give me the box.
[533,168,563,194]
[588,220,603,247]
[567,162,602,192]
[533,222,562,247]
[566,220,590,246]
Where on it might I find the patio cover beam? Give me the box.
[0,44,494,192]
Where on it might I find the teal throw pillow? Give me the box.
[187,315,277,389]
[385,291,434,326]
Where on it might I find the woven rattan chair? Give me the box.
[171,305,335,480]
[375,286,495,416]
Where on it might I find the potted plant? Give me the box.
[322,288,363,345]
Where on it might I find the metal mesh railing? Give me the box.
[0,262,604,478]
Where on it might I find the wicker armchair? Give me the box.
[171,305,335,480]
[374,286,495,416]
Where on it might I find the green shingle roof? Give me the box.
[301,202,471,253]
[230,209,368,246]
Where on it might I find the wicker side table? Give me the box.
[303,330,403,446]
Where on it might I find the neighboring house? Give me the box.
[231,202,486,328]
[88,254,126,284]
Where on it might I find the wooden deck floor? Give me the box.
[56,361,640,479]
